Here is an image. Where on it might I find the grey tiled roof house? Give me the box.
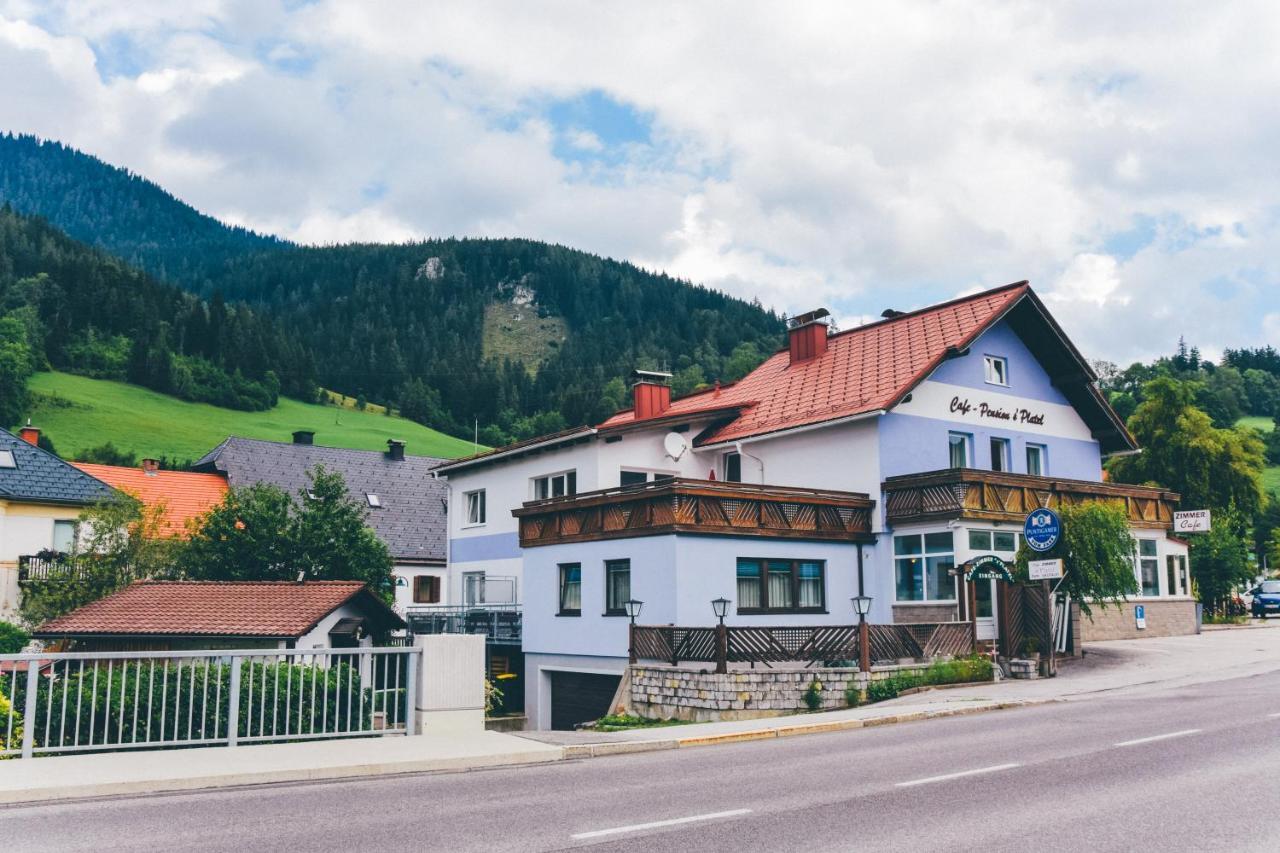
[0,426,116,505]
[192,433,448,567]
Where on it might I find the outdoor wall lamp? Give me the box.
[711,597,731,624]
[624,598,644,624]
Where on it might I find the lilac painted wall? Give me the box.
[450,531,521,563]
[878,319,1103,481]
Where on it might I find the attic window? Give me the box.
[0,450,15,468]
[366,493,382,508]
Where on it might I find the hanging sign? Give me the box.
[1028,558,1063,581]
[1173,510,1211,533]
[1024,508,1062,553]
[967,554,1014,583]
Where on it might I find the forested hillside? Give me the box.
[0,208,315,429]
[0,134,785,446]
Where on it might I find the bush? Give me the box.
[802,679,824,711]
[0,621,30,653]
[592,714,687,732]
[846,656,994,707]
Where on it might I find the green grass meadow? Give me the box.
[1236,416,1278,494]
[23,372,481,463]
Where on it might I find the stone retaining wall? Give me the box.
[628,663,934,722]
[1079,598,1197,641]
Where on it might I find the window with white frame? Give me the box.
[52,520,77,553]
[723,452,742,482]
[1136,539,1160,596]
[1026,444,1047,476]
[894,532,956,602]
[948,432,972,469]
[532,470,576,500]
[989,437,1011,472]
[984,355,1009,386]
[968,529,1020,554]
[464,489,486,525]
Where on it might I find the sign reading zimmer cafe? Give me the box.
[950,395,1047,427]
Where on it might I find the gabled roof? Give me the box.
[70,463,228,538]
[192,437,447,564]
[0,428,116,506]
[597,281,1136,453]
[34,580,404,639]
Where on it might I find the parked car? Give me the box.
[1249,580,1280,619]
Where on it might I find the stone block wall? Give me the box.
[1079,599,1197,641]
[628,663,933,722]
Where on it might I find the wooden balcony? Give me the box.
[514,478,875,547]
[882,469,1179,530]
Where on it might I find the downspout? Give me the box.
[734,441,765,484]
[433,471,456,607]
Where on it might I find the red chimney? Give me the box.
[19,424,39,446]
[632,370,672,420]
[788,309,830,364]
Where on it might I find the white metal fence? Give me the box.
[1,646,419,759]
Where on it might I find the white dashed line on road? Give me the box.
[571,809,753,840]
[895,763,1022,788]
[1114,729,1201,747]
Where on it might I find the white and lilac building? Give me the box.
[435,282,1191,729]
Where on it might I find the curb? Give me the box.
[564,699,1056,759]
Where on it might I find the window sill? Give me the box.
[892,600,959,607]
[556,611,582,617]
[602,611,626,618]
[735,608,829,616]
[460,523,487,530]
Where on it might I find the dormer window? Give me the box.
[984,355,1009,386]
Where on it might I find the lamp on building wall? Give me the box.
[711,597,730,625]
[624,598,644,624]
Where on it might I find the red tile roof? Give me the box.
[71,464,229,538]
[34,581,401,638]
[599,281,1030,444]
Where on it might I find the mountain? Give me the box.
[0,206,315,429]
[0,133,786,446]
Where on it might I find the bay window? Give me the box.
[736,558,825,613]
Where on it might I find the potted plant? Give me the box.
[1019,636,1041,662]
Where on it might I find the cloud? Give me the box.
[1,0,1278,363]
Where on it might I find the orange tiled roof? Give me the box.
[71,463,229,537]
[34,580,402,638]
[599,281,1030,444]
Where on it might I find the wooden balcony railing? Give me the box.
[514,478,875,547]
[882,469,1179,530]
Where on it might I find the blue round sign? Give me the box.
[1024,508,1061,553]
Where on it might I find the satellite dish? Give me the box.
[663,432,688,461]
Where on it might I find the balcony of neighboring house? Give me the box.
[405,575,522,645]
[513,477,877,547]
[882,468,1180,529]
[17,552,139,584]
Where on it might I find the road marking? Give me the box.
[1268,713,1280,719]
[571,809,752,840]
[895,763,1021,788]
[1114,729,1201,747]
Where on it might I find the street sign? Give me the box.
[966,554,1014,582]
[1173,510,1211,533]
[1024,508,1062,553]
[1135,604,1147,630]
[1028,558,1063,581]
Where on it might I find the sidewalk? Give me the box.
[5,624,1279,805]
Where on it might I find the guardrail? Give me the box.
[405,605,522,643]
[0,646,419,760]
[17,554,139,584]
[630,621,974,670]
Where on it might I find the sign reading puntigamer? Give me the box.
[1024,508,1061,553]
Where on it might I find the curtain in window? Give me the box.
[607,561,630,612]
[797,562,822,608]
[737,559,762,609]
[767,561,793,609]
[949,435,968,468]
[560,565,581,612]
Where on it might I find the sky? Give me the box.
[3,0,1279,365]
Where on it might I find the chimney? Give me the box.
[386,439,406,461]
[787,309,830,364]
[18,422,39,446]
[292,430,315,445]
[141,458,160,475]
[631,370,673,420]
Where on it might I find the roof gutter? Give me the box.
[433,427,597,475]
[697,409,887,451]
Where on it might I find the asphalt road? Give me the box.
[6,670,1280,853]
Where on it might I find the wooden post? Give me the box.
[858,617,870,673]
[715,623,728,674]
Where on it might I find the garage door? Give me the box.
[549,671,621,731]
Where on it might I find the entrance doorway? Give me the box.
[974,578,998,641]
